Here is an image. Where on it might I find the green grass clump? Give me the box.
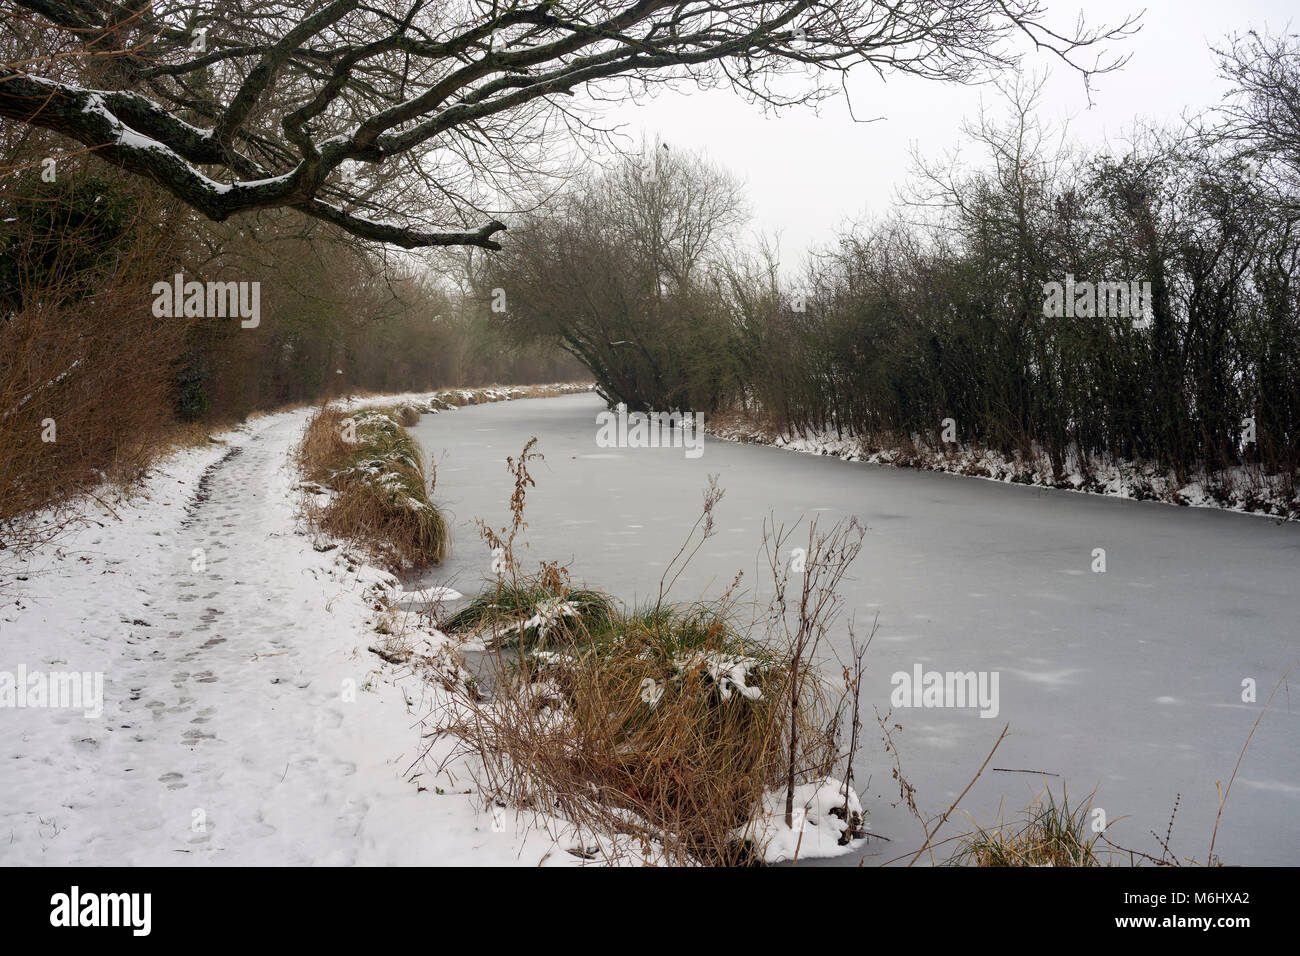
[594,603,783,702]
[444,577,616,647]
[946,787,1103,867]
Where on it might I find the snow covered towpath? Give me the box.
[0,407,555,866]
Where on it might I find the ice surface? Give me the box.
[411,393,1300,866]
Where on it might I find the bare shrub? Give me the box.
[0,173,187,556]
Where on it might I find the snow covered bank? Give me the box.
[0,399,598,866]
[708,416,1297,521]
[342,381,594,416]
[1,385,871,867]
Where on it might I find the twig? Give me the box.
[1209,662,1296,863]
[993,767,1060,776]
[908,723,1009,866]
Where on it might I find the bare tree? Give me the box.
[1210,29,1300,211]
[476,143,748,409]
[1,1,1137,249]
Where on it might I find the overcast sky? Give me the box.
[593,0,1295,266]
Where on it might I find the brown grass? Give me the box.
[295,406,356,482]
[440,590,857,865]
[426,445,869,865]
[294,405,448,571]
[393,404,421,427]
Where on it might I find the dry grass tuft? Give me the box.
[294,405,448,571]
[427,445,869,865]
[393,404,421,427]
[947,786,1103,867]
[443,586,847,864]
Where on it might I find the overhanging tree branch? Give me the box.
[1,0,1140,249]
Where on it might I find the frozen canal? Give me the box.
[412,392,1300,865]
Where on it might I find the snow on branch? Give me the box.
[1,1,1140,249]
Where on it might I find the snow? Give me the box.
[738,778,867,863]
[511,598,577,640]
[674,650,768,702]
[708,420,1297,520]
[0,404,599,865]
[333,382,593,416]
[1,358,83,420]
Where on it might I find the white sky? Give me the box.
[597,0,1297,265]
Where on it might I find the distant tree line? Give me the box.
[482,33,1300,486]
